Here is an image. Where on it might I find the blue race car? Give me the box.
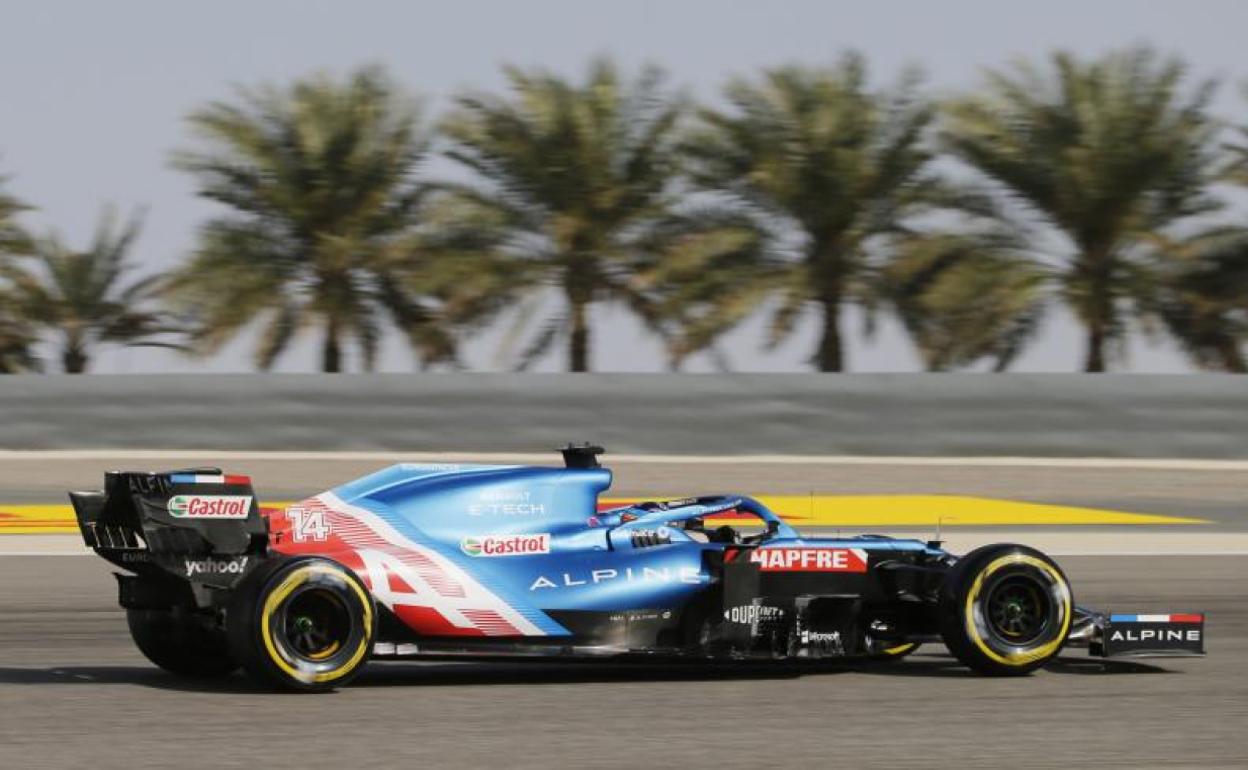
[70,445,1205,691]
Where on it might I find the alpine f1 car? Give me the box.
[70,445,1205,691]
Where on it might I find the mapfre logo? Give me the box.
[748,547,868,573]
[461,534,551,557]
[167,495,252,519]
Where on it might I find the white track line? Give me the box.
[0,551,93,556]
[2,450,1247,471]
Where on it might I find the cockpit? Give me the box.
[595,495,795,547]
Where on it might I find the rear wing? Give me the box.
[69,468,268,582]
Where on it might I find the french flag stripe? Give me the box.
[170,473,251,485]
[1110,613,1203,623]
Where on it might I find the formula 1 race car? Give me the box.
[70,445,1205,691]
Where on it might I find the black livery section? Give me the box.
[70,469,266,597]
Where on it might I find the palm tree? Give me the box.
[627,211,773,370]
[3,208,178,373]
[1152,228,1248,372]
[944,48,1221,372]
[683,54,974,372]
[171,66,463,372]
[1225,86,1248,188]
[0,291,41,373]
[1152,100,1248,373]
[0,327,40,372]
[876,232,1046,371]
[0,172,32,256]
[440,60,685,372]
[0,174,40,372]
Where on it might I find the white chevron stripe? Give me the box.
[319,492,545,636]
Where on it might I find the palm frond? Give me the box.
[880,232,1047,371]
[0,172,34,256]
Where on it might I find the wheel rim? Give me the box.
[279,587,351,663]
[985,575,1050,645]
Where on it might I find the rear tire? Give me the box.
[126,608,237,678]
[939,544,1073,676]
[227,556,376,692]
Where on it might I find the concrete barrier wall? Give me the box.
[0,373,1245,457]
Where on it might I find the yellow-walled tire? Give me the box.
[227,556,375,692]
[939,544,1072,676]
[868,642,920,661]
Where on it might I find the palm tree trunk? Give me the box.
[322,323,342,373]
[1078,249,1114,373]
[569,300,589,372]
[562,253,594,372]
[815,291,845,373]
[811,243,847,373]
[62,345,88,374]
[1084,324,1107,373]
[1216,340,1247,373]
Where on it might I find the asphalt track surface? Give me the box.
[1,456,1246,768]
[1,556,1244,769]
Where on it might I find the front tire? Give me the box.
[127,608,237,678]
[227,556,375,692]
[939,544,1073,676]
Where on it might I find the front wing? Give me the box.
[1070,609,1206,658]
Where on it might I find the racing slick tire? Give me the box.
[127,608,237,678]
[227,556,376,692]
[938,544,1073,676]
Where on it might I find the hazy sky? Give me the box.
[3,0,1246,373]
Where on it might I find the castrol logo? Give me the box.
[167,495,253,519]
[461,534,551,557]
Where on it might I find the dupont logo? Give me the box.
[748,547,868,573]
[167,495,253,519]
[461,534,551,557]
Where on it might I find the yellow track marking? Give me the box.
[0,494,1205,535]
[0,504,86,534]
[732,495,1206,527]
